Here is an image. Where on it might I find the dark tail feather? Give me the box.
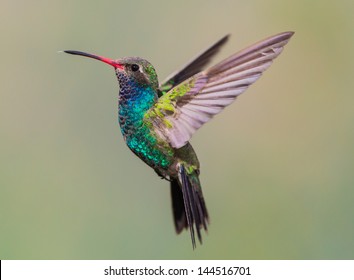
[171,164,209,249]
[170,179,188,233]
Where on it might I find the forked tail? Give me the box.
[170,164,209,249]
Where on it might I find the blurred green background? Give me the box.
[1,0,354,259]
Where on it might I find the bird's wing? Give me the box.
[158,35,229,96]
[145,32,294,148]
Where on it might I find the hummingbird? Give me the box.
[64,31,294,249]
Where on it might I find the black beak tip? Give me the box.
[62,50,81,55]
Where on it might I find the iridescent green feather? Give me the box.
[144,77,196,128]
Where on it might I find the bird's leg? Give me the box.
[154,169,172,182]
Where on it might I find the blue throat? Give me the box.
[116,74,171,169]
[117,76,157,135]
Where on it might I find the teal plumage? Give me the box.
[64,31,294,248]
[115,58,173,170]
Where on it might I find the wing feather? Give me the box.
[145,32,294,148]
[159,35,230,94]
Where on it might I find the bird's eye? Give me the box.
[131,64,139,72]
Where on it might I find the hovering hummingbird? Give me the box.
[64,31,294,248]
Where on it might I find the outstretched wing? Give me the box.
[145,32,294,149]
[158,35,229,95]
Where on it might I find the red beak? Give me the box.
[64,50,123,69]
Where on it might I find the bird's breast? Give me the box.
[118,109,173,171]
[123,122,174,170]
